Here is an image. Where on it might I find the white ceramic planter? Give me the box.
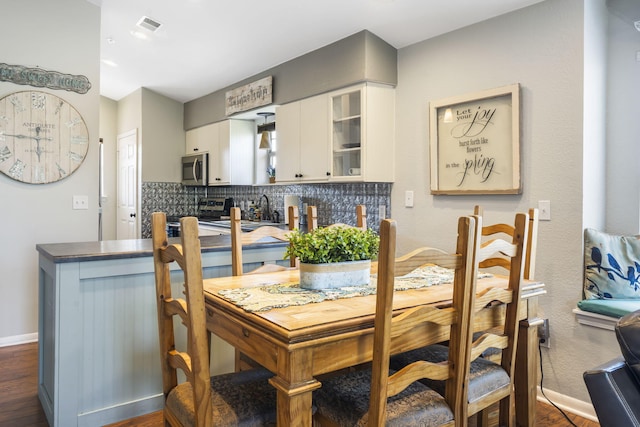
[299,260,371,290]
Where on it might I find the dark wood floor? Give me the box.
[2,342,600,427]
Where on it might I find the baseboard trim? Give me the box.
[78,394,164,427]
[0,332,38,347]
[537,386,598,422]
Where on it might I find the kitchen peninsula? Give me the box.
[36,234,288,427]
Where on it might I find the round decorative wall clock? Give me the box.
[0,90,89,184]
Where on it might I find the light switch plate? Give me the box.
[405,190,414,208]
[538,200,551,221]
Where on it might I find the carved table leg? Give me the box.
[269,348,321,427]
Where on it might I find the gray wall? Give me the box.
[99,96,118,240]
[141,88,184,182]
[0,0,100,342]
[392,0,616,406]
[184,30,398,130]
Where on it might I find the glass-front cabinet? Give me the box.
[329,83,395,182]
[331,90,362,179]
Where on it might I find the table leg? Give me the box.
[268,348,321,427]
[515,317,542,427]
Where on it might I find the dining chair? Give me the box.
[306,204,367,231]
[230,206,297,276]
[230,205,298,370]
[313,216,477,426]
[473,205,539,280]
[151,212,277,427]
[391,212,530,427]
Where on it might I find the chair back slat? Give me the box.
[306,204,368,232]
[230,207,295,275]
[473,205,539,280]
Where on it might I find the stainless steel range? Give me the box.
[197,197,234,221]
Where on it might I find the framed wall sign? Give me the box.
[429,84,520,195]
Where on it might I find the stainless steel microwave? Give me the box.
[182,153,208,186]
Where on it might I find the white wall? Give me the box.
[0,0,100,343]
[393,0,614,403]
[605,8,640,234]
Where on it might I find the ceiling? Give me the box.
[93,0,552,103]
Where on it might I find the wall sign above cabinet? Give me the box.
[225,75,272,115]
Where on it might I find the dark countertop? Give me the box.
[36,234,288,264]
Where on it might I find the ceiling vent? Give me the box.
[136,16,162,33]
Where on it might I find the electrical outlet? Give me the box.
[538,318,550,348]
[72,195,89,210]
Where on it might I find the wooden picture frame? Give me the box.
[429,84,520,195]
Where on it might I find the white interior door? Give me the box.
[117,129,138,239]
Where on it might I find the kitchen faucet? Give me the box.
[259,194,271,221]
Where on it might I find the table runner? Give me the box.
[217,265,492,312]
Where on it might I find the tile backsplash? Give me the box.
[141,182,392,238]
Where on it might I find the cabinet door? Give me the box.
[214,121,230,184]
[185,123,216,155]
[362,84,395,183]
[330,87,362,180]
[208,122,223,183]
[275,102,301,183]
[299,95,330,181]
[227,120,254,185]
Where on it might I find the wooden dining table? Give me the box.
[203,269,546,427]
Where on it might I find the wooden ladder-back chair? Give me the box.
[230,206,298,371]
[313,216,477,427]
[391,212,530,427]
[474,205,539,280]
[230,206,296,276]
[306,204,367,232]
[151,213,277,427]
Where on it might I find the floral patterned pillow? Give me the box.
[584,228,640,300]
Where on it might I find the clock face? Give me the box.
[0,90,89,184]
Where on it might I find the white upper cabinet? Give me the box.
[330,83,395,182]
[276,83,395,184]
[185,119,254,185]
[276,94,330,183]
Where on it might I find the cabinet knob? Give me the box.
[129,213,136,218]
[193,148,199,151]
[326,172,331,176]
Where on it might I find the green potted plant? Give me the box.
[267,166,276,183]
[285,225,380,289]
